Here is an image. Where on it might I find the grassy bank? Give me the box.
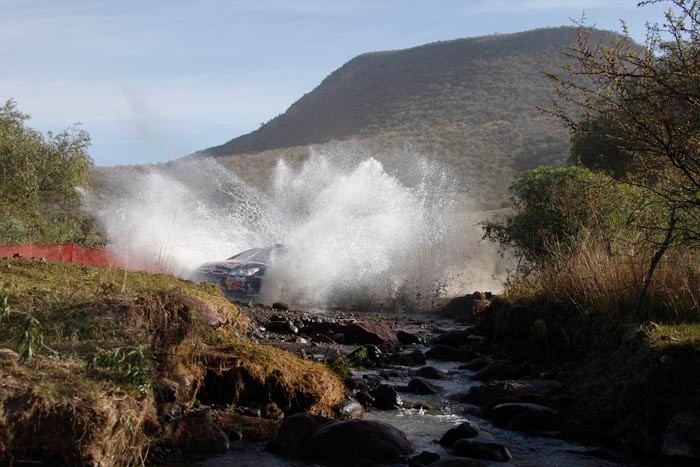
[0,259,345,466]
[471,247,700,457]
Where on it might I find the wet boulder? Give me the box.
[459,379,562,408]
[272,302,290,311]
[490,403,560,431]
[425,345,477,362]
[345,322,397,345]
[662,412,700,459]
[336,400,364,420]
[302,420,415,462]
[356,390,376,407]
[265,318,298,335]
[415,366,448,380]
[349,345,384,365]
[370,384,403,410]
[459,358,490,372]
[410,451,441,466]
[473,360,525,382]
[439,421,480,447]
[267,412,327,458]
[390,348,427,366]
[432,330,473,347]
[407,377,440,395]
[397,330,423,345]
[452,439,512,462]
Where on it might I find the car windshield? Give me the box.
[226,247,272,263]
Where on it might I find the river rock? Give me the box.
[345,377,369,391]
[439,421,480,447]
[398,330,423,345]
[370,384,403,410]
[267,412,327,458]
[429,458,486,467]
[491,403,560,431]
[452,439,512,462]
[473,360,525,382]
[459,358,490,372]
[662,412,700,459]
[459,379,563,408]
[407,377,440,395]
[302,420,415,462]
[272,302,290,311]
[345,322,397,345]
[415,366,448,380]
[349,345,384,364]
[390,348,427,366]
[169,418,230,454]
[432,330,473,347]
[425,345,477,362]
[410,450,441,466]
[337,400,364,419]
[265,318,298,334]
[356,390,376,407]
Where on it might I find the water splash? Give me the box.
[89,149,473,309]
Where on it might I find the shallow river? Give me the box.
[184,316,679,467]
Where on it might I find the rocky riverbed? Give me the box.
[166,299,692,467]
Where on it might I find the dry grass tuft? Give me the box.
[506,236,700,323]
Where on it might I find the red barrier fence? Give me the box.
[0,243,121,269]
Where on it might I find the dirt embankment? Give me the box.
[0,259,345,466]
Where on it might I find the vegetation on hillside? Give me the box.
[199,27,625,208]
[0,100,102,246]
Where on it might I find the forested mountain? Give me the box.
[199,27,624,208]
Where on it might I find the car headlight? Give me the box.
[230,267,260,277]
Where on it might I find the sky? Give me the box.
[1,0,672,166]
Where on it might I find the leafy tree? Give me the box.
[0,99,100,245]
[547,0,700,313]
[483,166,641,264]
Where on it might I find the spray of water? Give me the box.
[89,149,493,309]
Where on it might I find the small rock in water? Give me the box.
[397,330,423,345]
[390,348,427,366]
[432,330,473,347]
[369,384,403,410]
[439,421,480,447]
[265,318,298,334]
[337,400,364,419]
[452,439,512,462]
[356,390,376,407]
[407,377,440,395]
[410,450,441,466]
[415,366,448,380]
[345,322,397,345]
[490,402,560,431]
[459,357,490,372]
[473,360,525,382]
[272,302,290,311]
[425,345,476,362]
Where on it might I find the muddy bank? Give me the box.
[0,260,346,466]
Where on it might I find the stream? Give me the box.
[180,314,676,467]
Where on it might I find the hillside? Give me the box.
[197,27,624,208]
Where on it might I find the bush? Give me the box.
[483,166,642,263]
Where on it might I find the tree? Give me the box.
[0,99,98,245]
[482,166,641,264]
[547,0,700,314]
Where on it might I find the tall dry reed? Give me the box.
[506,234,700,323]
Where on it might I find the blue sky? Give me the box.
[1,0,670,166]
